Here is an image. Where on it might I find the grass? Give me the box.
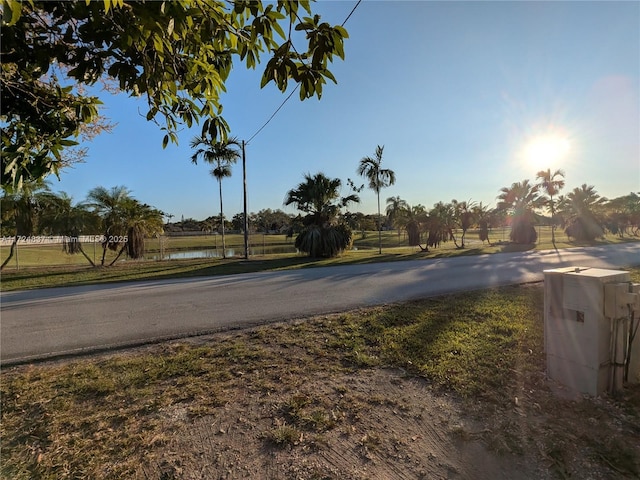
[328,285,545,398]
[1,228,637,292]
[2,268,639,478]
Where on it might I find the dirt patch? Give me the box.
[136,368,544,480]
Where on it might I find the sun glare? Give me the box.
[523,134,571,170]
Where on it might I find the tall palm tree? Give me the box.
[386,196,409,238]
[357,145,396,254]
[497,179,543,244]
[190,135,241,259]
[284,173,359,257]
[536,168,565,246]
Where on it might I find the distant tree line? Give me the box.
[2,169,638,266]
[380,170,639,251]
[126,174,640,259]
[166,209,382,235]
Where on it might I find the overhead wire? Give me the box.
[245,0,361,145]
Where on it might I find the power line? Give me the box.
[246,86,299,145]
[245,0,361,145]
[341,0,361,27]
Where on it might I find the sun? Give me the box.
[523,134,571,170]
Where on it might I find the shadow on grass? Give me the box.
[498,243,536,253]
[0,256,322,291]
[425,248,487,259]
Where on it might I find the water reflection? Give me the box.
[149,245,298,260]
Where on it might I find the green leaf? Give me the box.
[5,0,22,26]
[146,107,158,121]
[153,34,164,53]
[300,0,312,15]
[334,26,349,38]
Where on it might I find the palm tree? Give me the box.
[403,204,427,247]
[386,196,409,238]
[472,202,495,245]
[120,199,164,262]
[357,145,396,254]
[559,184,607,241]
[604,192,640,237]
[39,191,101,266]
[536,168,565,246]
[497,179,543,244]
[85,185,133,265]
[1,179,52,269]
[424,201,456,250]
[85,186,164,265]
[190,135,241,259]
[284,173,359,257]
[451,199,477,248]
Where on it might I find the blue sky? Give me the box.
[54,0,639,221]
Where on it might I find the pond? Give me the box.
[149,244,298,260]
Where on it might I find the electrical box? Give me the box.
[544,267,631,396]
[629,283,640,382]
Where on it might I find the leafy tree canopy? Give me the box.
[1,0,349,188]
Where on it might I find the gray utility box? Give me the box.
[544,267,631,396]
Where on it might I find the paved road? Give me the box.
[2,243,639,364]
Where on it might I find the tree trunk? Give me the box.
[0,235,18,270]
[377,191,382,255]
[100,236,108,266]
[127,225,145,259]
[77,243,96,267]
[479,221,490,244]
[550,195,556,247]
[450,229,461,249]
[108,243,128,266]
[407,221,420,246]
[219,178,226,259]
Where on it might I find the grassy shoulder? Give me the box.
[2,270,639,478]
[1,230,638,292]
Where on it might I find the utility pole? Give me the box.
[242,140,249,260]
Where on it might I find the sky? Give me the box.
[53,0,640,221]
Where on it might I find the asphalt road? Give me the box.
[2,243,639,364]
